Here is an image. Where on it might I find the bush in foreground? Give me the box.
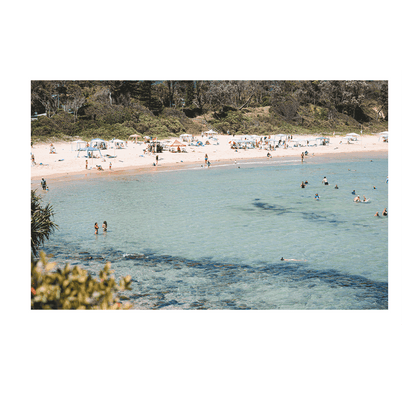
[31,252,132,310]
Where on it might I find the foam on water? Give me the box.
[36,154,388,309]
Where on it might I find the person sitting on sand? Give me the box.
[94,222,99,234]
[102,221,107,232]
[300,181,306,188]
[354,195,361,202]
[382,208,388,216]
[374,211,380,217]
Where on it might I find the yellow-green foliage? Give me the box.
[31,252,132,310]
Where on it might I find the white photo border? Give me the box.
[12,65,404,326]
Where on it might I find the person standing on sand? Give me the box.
[94,222,99,234]
[156,155,159,165]
[109,162,112,170]
[86,160,88,169]
[205,154,208,165]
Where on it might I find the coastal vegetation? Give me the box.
[31,190,58,256]
[31,81,388,142]
[31,252,132,309]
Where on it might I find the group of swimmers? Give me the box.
[299,176,387,215]
[94,221,107,234]
[374,209,388,217]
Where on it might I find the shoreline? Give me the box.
[31,134,388,183]
[31,149,387,187]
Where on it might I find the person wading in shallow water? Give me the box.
[94,222,99,234]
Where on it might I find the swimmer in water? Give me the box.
[382,208,388,216]
[322,176,329,185]
[102,221,107,232]
[315,193,320,200]
[354,195,361,202]
[374,211,380,217]
[352,190,356,195]
[94,222,99,234]
[300,181,306,188]
[362,195,368,202]
[335,184,339,189]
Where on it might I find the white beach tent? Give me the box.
[71,139,86,151]
[90,138,107,149]
[378,131,388,142]
[204,129,218,136]
[180,134,193,142]
[346,133,359,141]
[109,138,126,148]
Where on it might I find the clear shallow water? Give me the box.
[34,154,388,309]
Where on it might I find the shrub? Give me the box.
[31,252,132,310]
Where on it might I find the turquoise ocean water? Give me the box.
[33,153,388,309]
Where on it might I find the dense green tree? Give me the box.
[31,190,58,257]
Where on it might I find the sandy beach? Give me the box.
[31,134,388,182]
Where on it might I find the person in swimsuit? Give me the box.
[102,221,107,232]
[315,193,320,200]
[374,211,380,217]
[322,176,329,185]
[354,195,361,202]
[94,222,99,234]
[300,181,306,188]
[382,208,388,216]
[335,184,339,189]
[41,178,47,190]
